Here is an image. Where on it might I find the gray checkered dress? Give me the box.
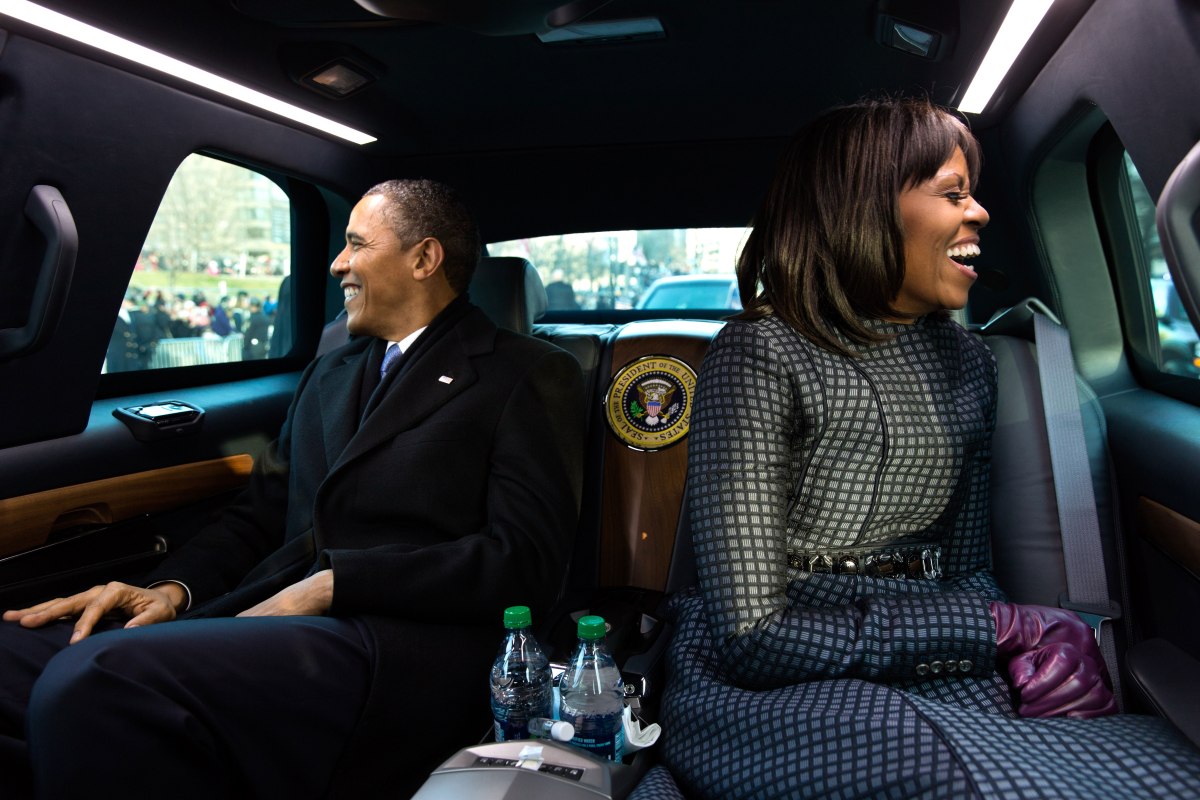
[631,315,1200,800]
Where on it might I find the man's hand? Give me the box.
[236,569,333,618]
[2,581,185,643]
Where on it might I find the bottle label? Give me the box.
[491,698,530,742]
[565,712,625,761]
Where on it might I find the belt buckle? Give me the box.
[921,547,942,580]
[1058,594,1122,645]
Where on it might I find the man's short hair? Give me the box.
[363,179,481,294]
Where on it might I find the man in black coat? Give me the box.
[242,297,271,360]
[0,179,586,798]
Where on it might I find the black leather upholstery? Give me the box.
[1127,638,1200,749]
[468,256,547,335]
[317,310,350,357]
[985,334,1120,607]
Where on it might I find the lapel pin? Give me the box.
[438,375,454,384]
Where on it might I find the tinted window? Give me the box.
[1125,153,1200,378]
[488,228,748,312]
[104,154,292,373]
[637,277,741,310]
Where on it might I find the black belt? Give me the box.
[786,544,942,580]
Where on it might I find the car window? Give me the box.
[636,276,741,311]
[1124,153,1200,379]
[487,228,748,312]
[103,154,292,373]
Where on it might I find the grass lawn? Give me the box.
[128,269,288,301]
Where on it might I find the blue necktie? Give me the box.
[380,343,402,379]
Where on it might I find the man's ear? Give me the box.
[411,238,446,281]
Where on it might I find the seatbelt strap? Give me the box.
[1031,311,1123,707]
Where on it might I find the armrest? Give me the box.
[1127,638,1200,749]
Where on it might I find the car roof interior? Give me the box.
[1,0,1197,458]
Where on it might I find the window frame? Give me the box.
[95,152,331,399]
[1089,123,1200,405]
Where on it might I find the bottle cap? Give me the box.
[577,615,607,640]
[503,606,532,629]
[550,721,575,741]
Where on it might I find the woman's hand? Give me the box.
[1006,641,1117,719]
[989,601,1117,718]
[2,581,183,643]
[990,601,1097,655]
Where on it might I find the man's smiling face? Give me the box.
[329,194,425,341]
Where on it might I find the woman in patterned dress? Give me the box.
[631,97,1200,799]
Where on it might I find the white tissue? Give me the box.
[622,705,661,752]
[516,744,545,770]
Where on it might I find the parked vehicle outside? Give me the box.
[635,275,741,311]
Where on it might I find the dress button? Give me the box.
[915,663,930,677]
[930,660,944,675]
[944,659,958,673]
[958,659,973,674]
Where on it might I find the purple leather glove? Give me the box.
[989,601,1117,719]
[1007,642,1118,719]
[990,601,1097,656]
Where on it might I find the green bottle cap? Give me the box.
[577,615,607,640]
[503,606,532,629]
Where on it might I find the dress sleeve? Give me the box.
[939,338,1008,601]
[688,322,998,690]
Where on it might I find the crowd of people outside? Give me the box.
[105,287,278,373]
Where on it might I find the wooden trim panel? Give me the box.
[1137,496,1200,580]
[599,320,721,591]
[0,456,253,557]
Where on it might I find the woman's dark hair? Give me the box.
[364,178,481,293]
[735,96,982,356]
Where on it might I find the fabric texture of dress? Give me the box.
[632,314,1200,800]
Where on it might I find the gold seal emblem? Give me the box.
[604,355,697,451]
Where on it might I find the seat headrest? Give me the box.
[468,256,547,335]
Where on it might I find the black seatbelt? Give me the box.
[984,298,1124,707]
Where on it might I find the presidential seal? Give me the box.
[604,355,697,451]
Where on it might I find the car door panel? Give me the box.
[0,373,298,606]
[1102,390,1200,660]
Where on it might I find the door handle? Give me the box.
[0,185,79,359]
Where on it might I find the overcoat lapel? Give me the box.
[325,309,494,479]
[316,338,373,470]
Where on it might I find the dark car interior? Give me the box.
[3,0,1200,795]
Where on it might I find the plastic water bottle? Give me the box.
[528,716,575,742]
[559,615,625,761]
[489,605,552,742]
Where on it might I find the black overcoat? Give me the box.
[142,301,586,794]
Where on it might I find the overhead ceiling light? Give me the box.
[880,19,940,58]
[874,1,958,62]
[957,0,1056,114]
[0,0,377,144]
[301,59,376,99]
[537,17,663,45]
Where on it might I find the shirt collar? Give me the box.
[388,326,427,355]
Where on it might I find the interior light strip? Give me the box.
[0,0,377,144]
[957,0,1056,114]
